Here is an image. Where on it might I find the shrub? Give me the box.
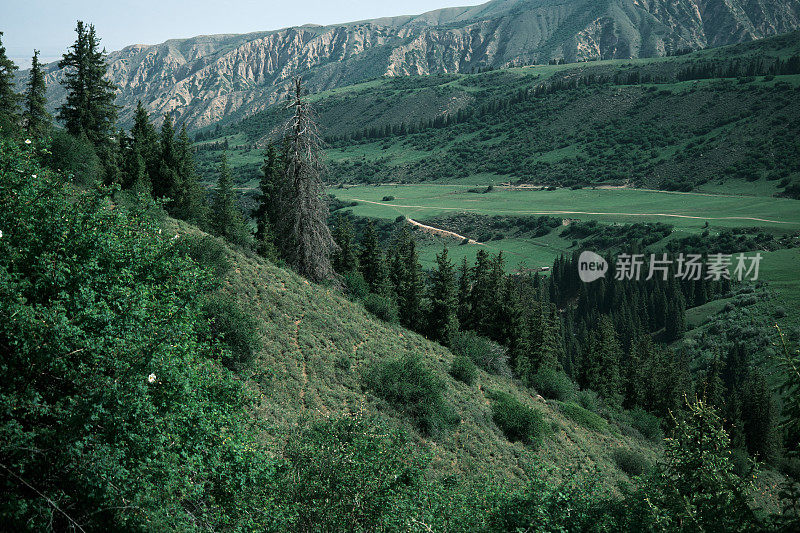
[364,293,399,323]
[531,368,576,401]
[629,407,663,441]
[450,331,511,377]
[364,354,457,435]
[343,270,369,300]
[450,355,478,385]
[559,402,609,433]
[575,389,601,412]
[382,195,396,201]
[491,392,547,445]
[202,292,260,368]
[176,234,231,279]
[612,448,650,477]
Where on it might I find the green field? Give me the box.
[332,183,800,268]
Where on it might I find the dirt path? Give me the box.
[405,218,483,244]
[350,198,794,225]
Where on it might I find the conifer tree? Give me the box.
[173,123,207,224]
[22,50,50,139]
[130,100,158,185]
[427,247,458,345]
[741,369,777,462]
[331,214,358,273]
[584,316,623,405]
[456,257,471,326]
[392,227,424,331]
[276,77,335,282]
[0,32,20,129]
[58,21,117,146]
[467,250,493,334]
[359,220,383,292]
[155,113,178,200]
[211,153,248,246]
[252,143,280,260]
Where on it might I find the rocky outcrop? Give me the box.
[27,0,800,129]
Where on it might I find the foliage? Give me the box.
[0,137,283,530]
[450,331,510,377]
[202,292,260,369]
[364,354,457,436]
[0,32,20,128]
[490,392,548,445]
[174,233,231,280]
[559,402,610,433]
[22,50,51,139]
[363,293,399,323]
[449,354,478,386]
[531,368,576,402]
[611,448,650,477]
[46,130,104,185]
[628,407,664,442]
[343,270,369,300]
[277,413,425,532]
[210,152,250,246]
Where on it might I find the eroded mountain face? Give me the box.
[30,0,800,129]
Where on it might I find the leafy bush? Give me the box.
[0,137,282,530]
[491,392,547,445]
[531,368,576,401]
[612,448,650,477]
[364,354,457,435]
[279,414,424,531]
[450,354,478,385]
[629,407,663,441]
[202,292,260,368]
[450,331,511,377]
[382,195,396,201]
[343,270,369,300]
[176,233,231,279]
[364,293,399,323]
[559,402,609,433]
[575,389,601,412]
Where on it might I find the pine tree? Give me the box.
[584,316,623,406]
[276,77,335,282]
[359,220,382,292]
[741,369,777,462]
[0,32,20,129]
[154,113,179,200]
[22,50,50,139]
[252,143,280,260]
[393,227,425,331]
[331,214,358,273]
[58,21,117,146]
[467,250,492,334]
[427,247,458,345]
[130,100,158,186]
[173,123,206,224]
[211,153,248,246]
[456,257,471,326]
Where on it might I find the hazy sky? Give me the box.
[3,0,481,68]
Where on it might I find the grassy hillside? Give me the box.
[195,32,800,197]
[167,217,661,491]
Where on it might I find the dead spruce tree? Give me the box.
[276,77,336,282]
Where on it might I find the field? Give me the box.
[331,183,800,270]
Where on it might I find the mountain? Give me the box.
[26,0,800,129]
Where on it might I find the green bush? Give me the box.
[612,448,650,477]
[176,234,231,279]
[575,389,601,412]
[531,368,576,401]
[450,354,478,385]
[491,392,547,445]
[343,270,369,300]
[450,331,510,377]
[202,292,260,368]
[629,407,663,441]
[364,354,457,435]
[382,195,395,201]
[364,293,399,323]
[559,402,609,433]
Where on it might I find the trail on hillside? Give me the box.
[350,198,795,225]
[405,218,484,244]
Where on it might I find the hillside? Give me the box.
[196,31,800,196]
[22,0,800,129]
[165,217,659,489]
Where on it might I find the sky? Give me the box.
[3,0,482,68]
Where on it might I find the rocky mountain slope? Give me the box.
[28,0,800,129]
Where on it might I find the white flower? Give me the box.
[158,229,162,235]
[31,174,37,179]
[24,139,32,145]
[147,373,157,384]
[0,230,3,238]
[172,234,179,240]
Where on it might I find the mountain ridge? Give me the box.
[22,0,800,129]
